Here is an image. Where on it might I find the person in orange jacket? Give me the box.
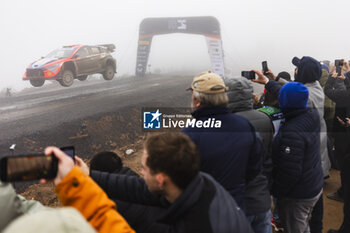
[42,146,135,233]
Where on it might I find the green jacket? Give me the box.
[319,69,335,121]
[0,182,45,231]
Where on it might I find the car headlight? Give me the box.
[44,63,61,73]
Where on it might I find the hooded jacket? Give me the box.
[3,208,96,233]
[0,181,45,232]
[90,170,254,233]
[225,77,273,216]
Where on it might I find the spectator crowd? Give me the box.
[0,56,349,233]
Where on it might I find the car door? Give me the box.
[74,47,92,75]
[88,46,102,73]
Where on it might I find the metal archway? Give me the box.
[136,16,225,77]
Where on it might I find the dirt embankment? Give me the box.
[15,107,344,233]
[16,106,147,198]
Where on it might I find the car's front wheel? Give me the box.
[77,75,88,81]
[103,64,115,80]
[30,79,45,87]
[59,70,74,87]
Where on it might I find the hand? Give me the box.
[253,93,259,105]
[75,156,89,175]
[251,70,268,85]
[343,60,350,72]
[264,69,276,80]
[331,71,345,79]
[337,116,350,127]
[41,146,75,186]
[346,118,350,125]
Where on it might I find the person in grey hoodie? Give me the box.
[292,56,331,179]
[226,77,273,233]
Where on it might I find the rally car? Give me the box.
[23,44,117,87]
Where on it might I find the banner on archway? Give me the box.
[136,16,225,77]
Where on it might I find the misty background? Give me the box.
[1,0,350,91]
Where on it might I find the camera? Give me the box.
[0,153,58,182]
[241,71,256,80]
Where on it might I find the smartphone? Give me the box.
[0,153,58,182]
[241,71,256,80]
[337,115,348,123]
[262,61,268,74]
[60,146,75,161]
[335,59,343,76]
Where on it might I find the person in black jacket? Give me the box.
[324,63,350,233]
[84,133,254,233]
[325,62,350,203]
[182,71,262,213]
[272,82,323,233]
[89,151,169,233]
[225,77,273,233]
[252,73,324,233]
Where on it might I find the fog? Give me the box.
[1,0,350,91]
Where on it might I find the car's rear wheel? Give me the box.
[29,79,45,87]
[77,75,88,81]
[103,64,114,80]
[59,70,74,87]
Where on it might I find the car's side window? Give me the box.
[76,47,89,58]
[90,47,100,55]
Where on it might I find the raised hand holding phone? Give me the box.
[42,147,75,185]
[251,70,269,84]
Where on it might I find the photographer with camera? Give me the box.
[40,147,135,233]
[324,59,350,233]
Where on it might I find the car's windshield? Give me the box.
[45,47,76,59]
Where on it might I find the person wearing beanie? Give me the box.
[253,56,331,233]
[272,82,324,233]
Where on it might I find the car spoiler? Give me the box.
[99,44,116,52]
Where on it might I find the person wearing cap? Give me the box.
[84,132,255,233]
[182,71,263,213]
[271,82,323,233]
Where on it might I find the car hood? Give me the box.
[30,58,63,69]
